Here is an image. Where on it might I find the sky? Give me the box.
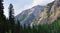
[4,0,54,17]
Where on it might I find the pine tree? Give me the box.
[0,0,6,33]
[15,20,20,33]
[6,18,10,33]
[9,4,15,33]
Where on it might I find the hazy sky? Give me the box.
[4,0,54,17]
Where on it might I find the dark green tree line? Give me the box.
[0,0,6,33]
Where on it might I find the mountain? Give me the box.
[30,0,60,26]
[15,0,60,26]
[15,5,44,26]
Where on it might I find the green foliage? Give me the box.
[0,0,6,33]
[9,4,15,33]
[15,16,60,33]
[0,0,60,33]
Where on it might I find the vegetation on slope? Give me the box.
[16,16,60,33]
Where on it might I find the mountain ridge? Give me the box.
[15,0,60,26]
[30,0,60,26]
[15,5,44,26]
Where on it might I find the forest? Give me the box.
[0,0,60,33]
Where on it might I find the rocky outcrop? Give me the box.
[15,0,60,26]
[15,5,44,26]
[30,0,60,26]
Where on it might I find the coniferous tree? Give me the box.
[9,4,15,33]
[15,20,20,33]
[0,0,6,33]
[6,18,10,33]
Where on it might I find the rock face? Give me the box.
[15,5,44,26]
[30,0,60,26]
[15,0,60,26]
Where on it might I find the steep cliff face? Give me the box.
[30,0,60,26]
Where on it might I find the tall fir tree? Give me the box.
[9,4,15,33]
[0,0,6,33]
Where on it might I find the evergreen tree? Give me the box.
[15,20,20,33]
[9,4,15,33]
[0,0,6,33]
[6,18,10,33]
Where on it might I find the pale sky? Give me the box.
[4,0,54,17]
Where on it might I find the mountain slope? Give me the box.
[15,5,44,26]
[15,0,60,26]
[30,0,60,26]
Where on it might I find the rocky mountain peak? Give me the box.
[30,0,60,26]
[15,0,60,26]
